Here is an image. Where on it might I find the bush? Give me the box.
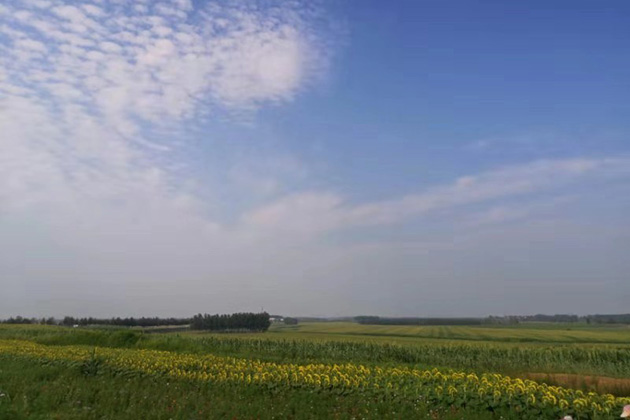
[284,317,298,325]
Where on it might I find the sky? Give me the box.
[1,0,629,318]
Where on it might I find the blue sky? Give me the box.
[275,0,630,191]
[1,0,629,318]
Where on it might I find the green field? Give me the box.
[2,354,492,420]
[267,322,630,344]
[1,322,630,419]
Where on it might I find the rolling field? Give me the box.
[266,322,630,344]
[1,323,630,419]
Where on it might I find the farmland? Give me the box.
[1,322,630,418]
[266,322,630,344]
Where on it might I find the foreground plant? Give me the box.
[0,339,628,419]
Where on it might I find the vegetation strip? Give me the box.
[1,339,628,419]
[4,325,630,381]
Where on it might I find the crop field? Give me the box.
[1,323,630,419]
[266,322,630,344]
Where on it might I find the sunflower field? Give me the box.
[0,339,628,419]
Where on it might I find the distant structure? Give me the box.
[269,315,284,323]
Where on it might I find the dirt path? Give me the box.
[522,372,630,396]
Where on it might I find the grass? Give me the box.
[0,322,630,419]
[0,355,495,420]
[266,322,630,344]
[3,324,630,380]
[5,322,630,346]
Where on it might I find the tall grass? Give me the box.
[2,325,630,382]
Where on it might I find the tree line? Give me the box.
[355,316,485,326]
[1,316,54,325]
[355,314,630,326]
[59,316,191,327]
[0,314,270,330]
[190,312,271,332]
[488,314,630,324]
[5,313,630,327]
[283,317,299,325]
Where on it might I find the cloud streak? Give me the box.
[243,157,630,235]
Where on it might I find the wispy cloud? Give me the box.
[462,195,577,227]
[243,157,630,234]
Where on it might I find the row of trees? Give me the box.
[7,313,630,327]
[0,316,192,327]
[0,316,54,325]
[355,314,630,326]
[486,315,593,325]
[355,316,485,326]
[190,312,271,332]
[59,316,191,327]
[585,314,630,324]
[1,313,273,330]
[487,314,630,324]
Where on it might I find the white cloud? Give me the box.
[15,38,48,53]
[52,5,89,22]
[346,157,629,225]
[81,4,104,17]
[243,192,343,235]
[1,0,328,135]
[463,195,577,227]
[243,157,630,233]
[24,0,53,9]
[0,2,336,318]
[0,1,338,305]
[0,0,331,215]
